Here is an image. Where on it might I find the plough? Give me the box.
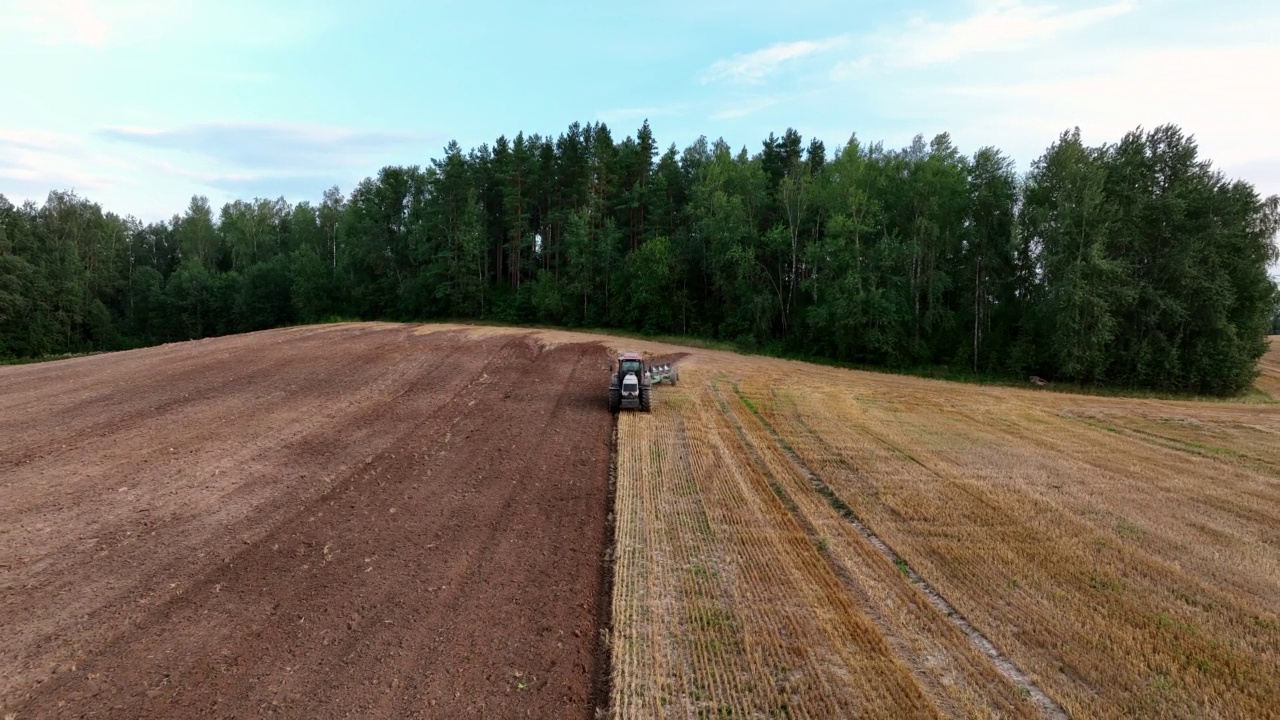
[647,363,679,386]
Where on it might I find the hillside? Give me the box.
[2,323,1276,718]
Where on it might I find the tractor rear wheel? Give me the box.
[609,389,621,413]
[640,387,651,412]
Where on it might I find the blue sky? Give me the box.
[2,0,1278,221]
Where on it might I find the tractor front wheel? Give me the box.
[609,389,621,413]
[640,387,651,412]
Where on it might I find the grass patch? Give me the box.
[729,383,760,417]
[0,350,104,366]
[649,443,664,467]
[1175,439,1247,459]
[689,561,716,580]
[1077,417,1122,434]
[1118,424,1255,460]
[1087,573,1126,593]
[1116,523,1144,540]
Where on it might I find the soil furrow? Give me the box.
[2,325,614,720]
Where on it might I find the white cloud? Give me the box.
[2,0,191,47]
[942,44,1280,192]
[770,1,1280,199]
[836,0,1135,76]
[0,0,329,49]
[703,38,844,85]
[6,0,108,46]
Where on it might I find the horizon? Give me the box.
[3,0,1279,222]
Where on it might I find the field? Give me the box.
[3,325,1277,718]
[1,325,614,718]
[608,336,1280,718]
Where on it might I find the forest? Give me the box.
[1,122,1277,394]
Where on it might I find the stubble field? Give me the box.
[2,324,1276,718]
[608,334,1279,719]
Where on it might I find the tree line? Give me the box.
[1,122,1276,394]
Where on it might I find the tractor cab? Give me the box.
[618,355,644,379]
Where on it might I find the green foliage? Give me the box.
[1020,129,1126,383]
[1,122,1275,395]
[624,235,680,333]
[238,256,294,331]
[1017,126,1279,393]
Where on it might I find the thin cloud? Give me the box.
[0,133,128,196]
[0,129,64,151]
[597,105,685,125]
[704,38,845,85]
[836,0,1135,76]
[0,125,408,220]
[711,96,782,121]
[2,122,433,219]
[6,0,109,46]
[199,174,355,200]
[99,122,430,169]
[2,0,332,49]
[131,157,348,198]
[942,44,1280,187]
[3,0,187,47]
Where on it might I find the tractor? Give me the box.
[609,352,651,413]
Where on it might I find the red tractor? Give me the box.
[609,352,651,413]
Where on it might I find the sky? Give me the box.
[2,0,1279,222]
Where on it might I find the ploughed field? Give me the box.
[1,324,614,719]
[4,324,1278,719]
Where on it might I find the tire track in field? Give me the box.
[611,374,940,718]
[772,385,1280,718]
[690,382,936,717]
[713,379,1067,719]
[591,412,619,718]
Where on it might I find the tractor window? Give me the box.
[620,360,643,375]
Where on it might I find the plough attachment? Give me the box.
[647,363,679,386]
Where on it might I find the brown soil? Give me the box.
[0,324,614,719]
